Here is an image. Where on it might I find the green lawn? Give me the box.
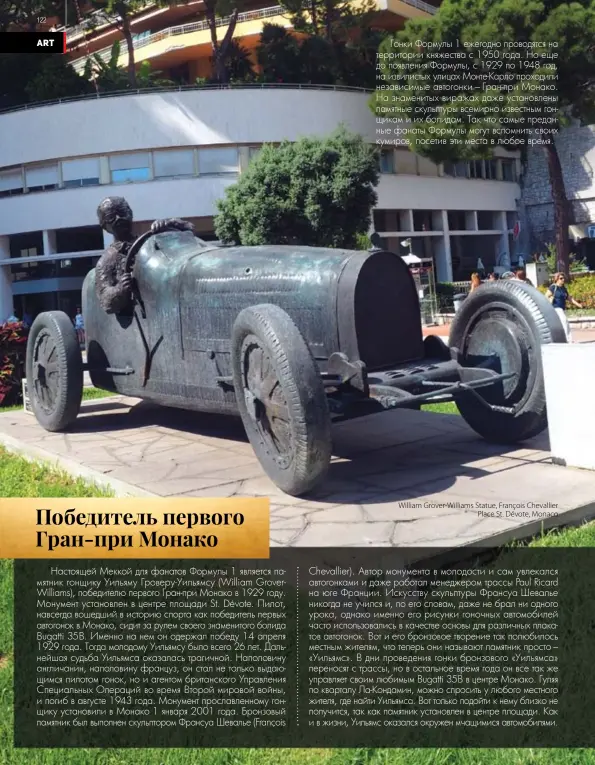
[422,401,459,415]
[0,446,113,498]
[1,415,595,763]
[0,387,116,414]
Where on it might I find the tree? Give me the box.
[336,26,387,89]
[255,22,387,87]
[220,39,255,83]
[256,23,303,83]
[215,127,379,248]
[279,0,376,45]
[278,0,381,85]
[0,0,70,31]
[0,53,44,108]
[299,35,338,84]
[372,0,595,276]
[3,0,48,31]
[202,0,251,83]
[88,0,149,88]
[0,0,13,31]
[25,55,94,101]
[83,39,173,91]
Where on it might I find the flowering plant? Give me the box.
[0,320,28,407]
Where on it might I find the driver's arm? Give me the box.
[96,252,132,315]
[151,218,195,234]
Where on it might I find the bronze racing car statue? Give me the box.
[26,213,566,496]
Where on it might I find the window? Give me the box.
[413,210,434,232]
[477,211,497,230]
[485,159,497,180]
[469,160,483,179]
[248,147,261,162]
[55,256,97,277]
[26,163,59,192]
[109,152,151,183]
[379,148,395,174]
[501,159,516,182]
[153,149,195,178]
[56,226,104,253]
[374,209,409,232]
[455,161,468,178]
[62,157,100,188]
[448,211,467,231]
[10,232,43,259]
[0,167,24,197]
[198,148,239,175]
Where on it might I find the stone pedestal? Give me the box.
[542,343,595,470]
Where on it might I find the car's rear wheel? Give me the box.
[449,280,566,443]
[232,304,332,496]
[26,311,83,432]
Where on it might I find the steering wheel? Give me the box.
[123,230,154,275]
[123,225,200,274]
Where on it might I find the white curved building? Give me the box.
[0,86,521,322]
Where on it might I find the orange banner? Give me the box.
[0,498,269,559]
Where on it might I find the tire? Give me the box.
[26,311,83,432]
[231,304,332,496]
[448,280,566,443]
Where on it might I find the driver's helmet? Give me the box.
[97,197,133,233]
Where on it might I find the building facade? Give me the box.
[0,86,522,322]
[60,0,442,81]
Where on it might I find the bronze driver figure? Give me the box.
[95,196,194,314]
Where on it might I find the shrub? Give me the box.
[436,282,456,312]
[355,232,372,250]
[534,242,589,275]
[215,126,379,249]
[0,321,27,407]
[537,274,595,310]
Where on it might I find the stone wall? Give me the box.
[521,124,595,249]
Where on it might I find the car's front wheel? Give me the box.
[231,304,332,497]
[26,311,83,432]
[449,280,566,443]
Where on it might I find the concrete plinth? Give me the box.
[543,343,595,470]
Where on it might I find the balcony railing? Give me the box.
[70,0,436,72]
[401,0,438,14]
[0,82,372,116]
[57,2,157,41]
[71,5,287,72]
[61,0,436,43]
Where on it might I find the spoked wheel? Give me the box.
[232,304,332,496]
[449,280,566,443]
[26,311,83,431]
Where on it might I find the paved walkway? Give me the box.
[1,399,594,548]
